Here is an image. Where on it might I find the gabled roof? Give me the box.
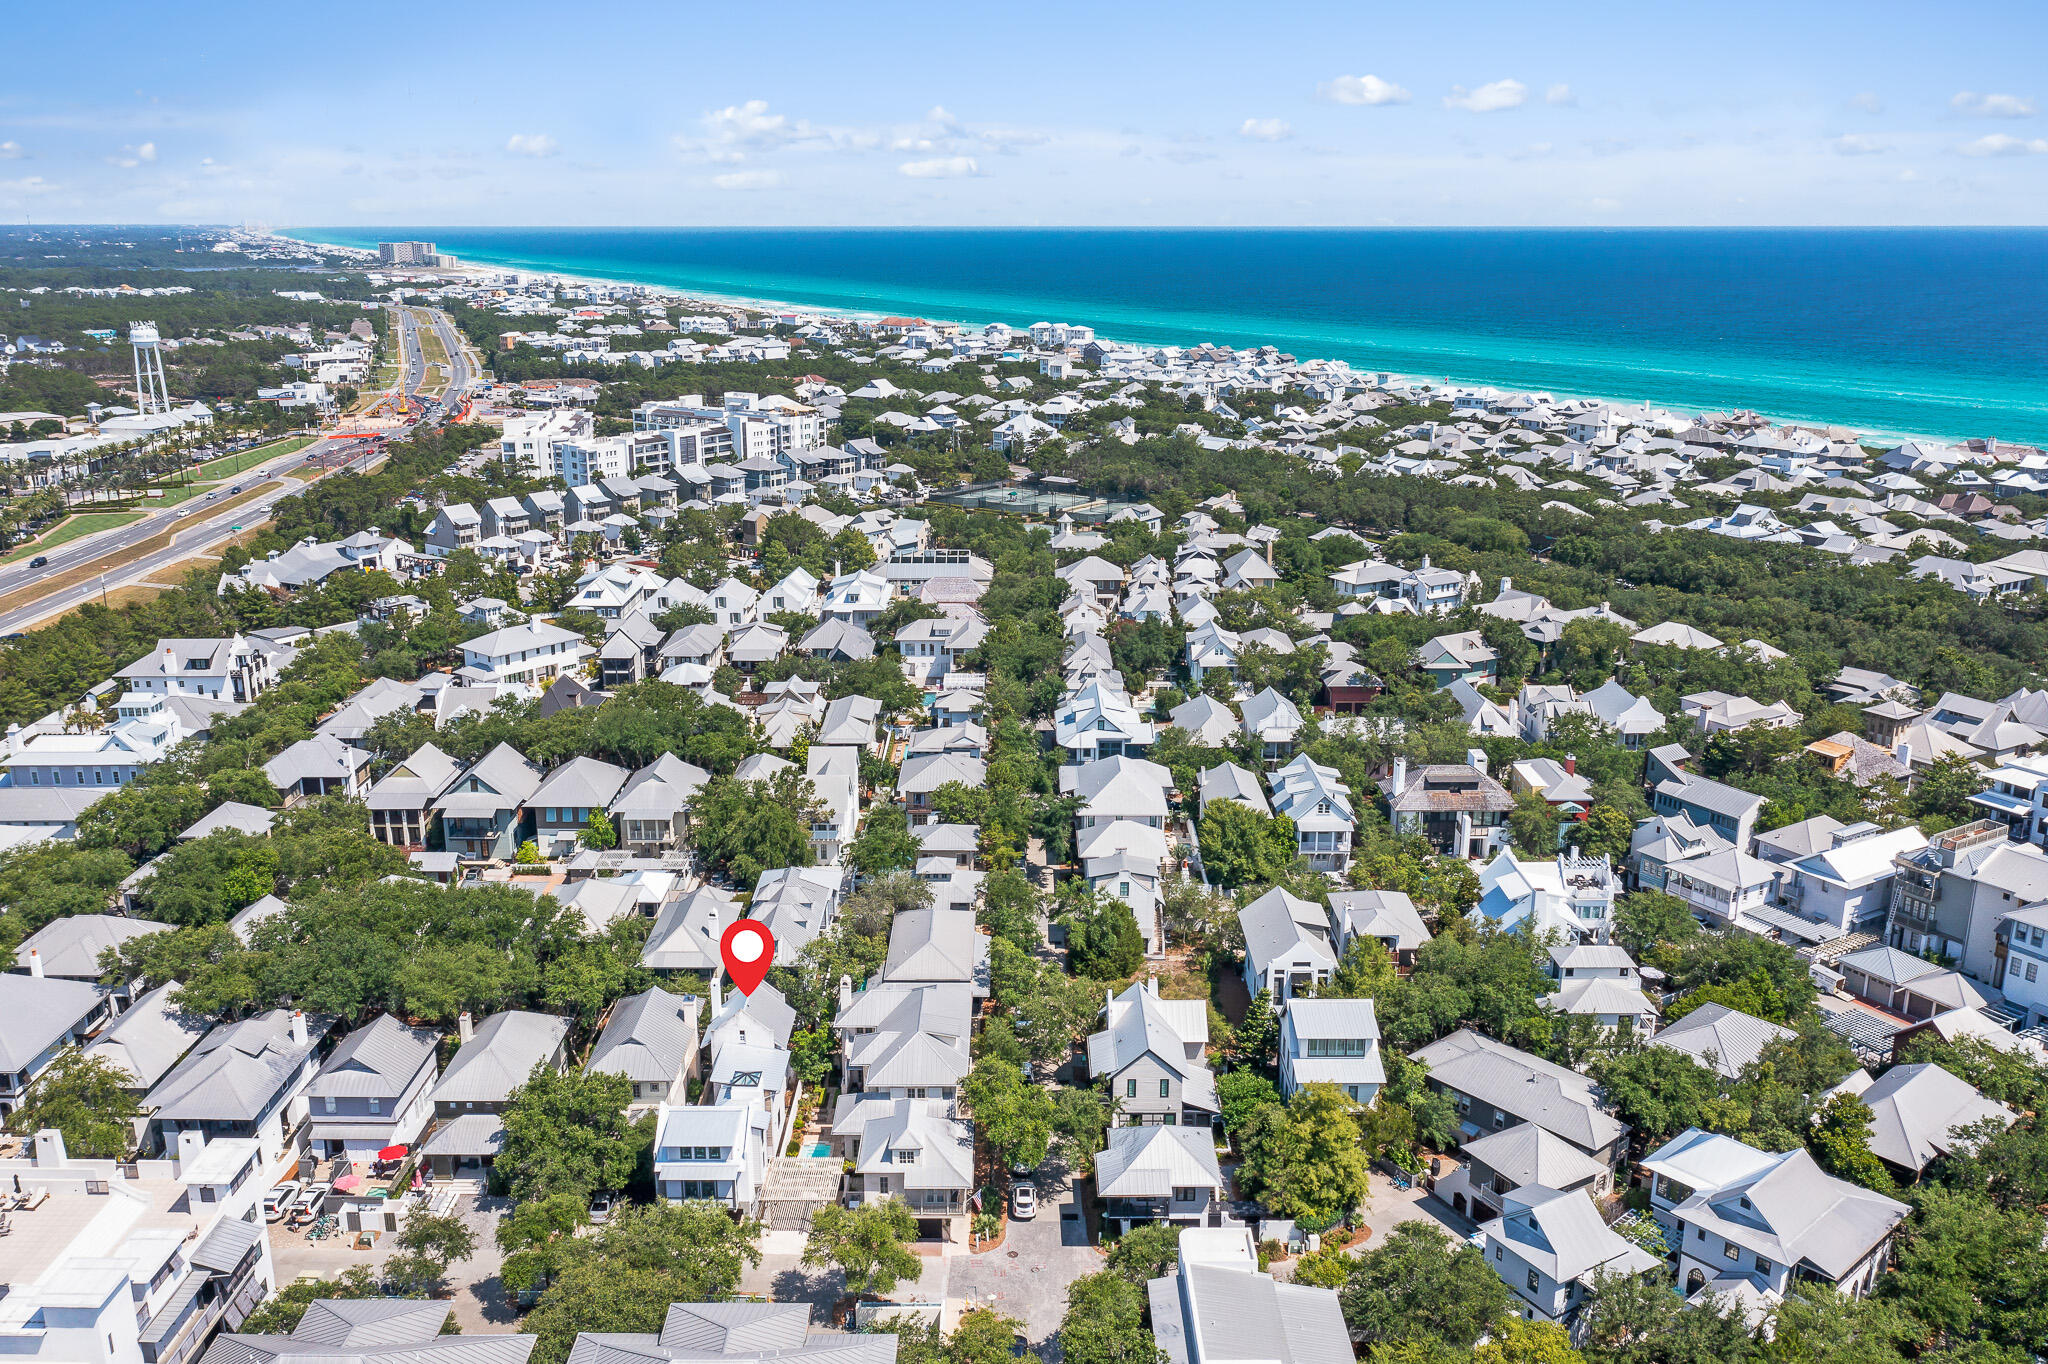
[1411,1028,1624,1152]
[310,1013,438,1098]
[431,1011,569,1105]
[1327,889,1430,952]
[83,979,210,1088]
[147,1008,330,1121]
[1484,1185,1661,1285]
[1650,1002,1796,1078]
[1238,887,1338,976]
[16,912,170,978]
[1095,1123,1223,1198]
[1854,1062,2015,1172]
[586,986,699,1085]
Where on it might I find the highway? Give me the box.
[0,435,372,634]
[0,303,479,635]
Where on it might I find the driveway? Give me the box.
[268,1191,514,1333]
[1266,1169,1478,1279]
[950,1157,1102,1357]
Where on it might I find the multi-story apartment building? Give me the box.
[1888,818,2048,985]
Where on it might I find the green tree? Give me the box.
[1235,1083,1374,1223]
[1806,1092,1895,1192]
[1105,1222,1182,1284]
[847,802,920,878]
[1575,1268,1755,1364]
[962,1056,1055,1170]
[1197,800,1299,889]
[803,1200,922,1296]
[236,1266,389,1334]
[582,809,617,850]
[1508,790,1562,856]
[1587,1047,1722,1149]
[1051,1085,1114,1170]
[515,1200,763,1363]
[1576,804,1636,865]
[1233,989,1281,1068]
[497,1192,591,1297]
[1611,889,1700,958]
[1061,892,1146,979]
[1338,1221,1511,1351]
[1216,1068,1282,1134]
[1880,1188,2048,1354]
[1058,1271,1161,1364]
[383,1210,479,1297]
[497,1067,646,1204]
[5,1049,142,1157]
[947,1308,1024,1364]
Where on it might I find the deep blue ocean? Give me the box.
[286,227,2048,444]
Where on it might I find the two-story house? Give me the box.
[1085,978,1217,1129]
[1238,887,1339,1004]
[1094,1123,1227,1237]
[305,1013,439,1164]
[844,1096,975,1242]
[432,743,543,860]
[584,986,700,1115]
[1410,1029,1627,1201]
[145,1009,332,1165]
[1643,1127,1909,1304]
[420,1011,570,1180]
[1479,1186,1661,1327]
[1277,998,1383,1104]
[652,1099,767,1216]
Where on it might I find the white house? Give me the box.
[1277,998,1384,1104]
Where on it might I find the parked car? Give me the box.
[1010,1184,1036,1220]
[589,1194,615,1223]
[286,1186,327,1227]
[264,1181,303,1222]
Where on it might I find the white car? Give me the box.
[1010,1184,1037,1220]
[263,1181,303,1222]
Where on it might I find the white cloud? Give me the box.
[1239,118,1292,141]
[0,176,53,194]
[1959,133,2048,156]
[712,169,784,190]
[1830,134,1888,156]
[899,155,979,179]
[1444,79,1527,113]
[1952,91,2036,118]
[505,133,558,158]
[677,100,830,162]
[136,141,157,162]
[0,142,21,160]
[1545,84,1576,106]
[108,141,156,169]
[1319,74,1410,106]
[1849,91,1884,114]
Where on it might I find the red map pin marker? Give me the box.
[720,919,776,997]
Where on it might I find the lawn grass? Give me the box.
[2,511,146,565]
[152,482,221,508]
[187,434,315,481]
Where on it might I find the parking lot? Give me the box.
[268,1190,515,1333]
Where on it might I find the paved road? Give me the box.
[0,437,342,616]
[0,303,475,634]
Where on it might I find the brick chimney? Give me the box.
[1565,753,1577,776]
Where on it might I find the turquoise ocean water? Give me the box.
[285,227,2048,444]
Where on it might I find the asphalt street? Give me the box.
[0,302,475,633]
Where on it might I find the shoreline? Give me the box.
[277,227,2007,452]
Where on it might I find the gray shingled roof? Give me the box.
[310,1013,439,1099]
[585,987,699,1085]
[1411,1028,1624,1153]
[0,973,108,1070]
[431,1011,568,1105]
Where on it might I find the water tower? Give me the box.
[130,321,171,417]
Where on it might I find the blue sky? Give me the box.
[5,0,2045,227]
